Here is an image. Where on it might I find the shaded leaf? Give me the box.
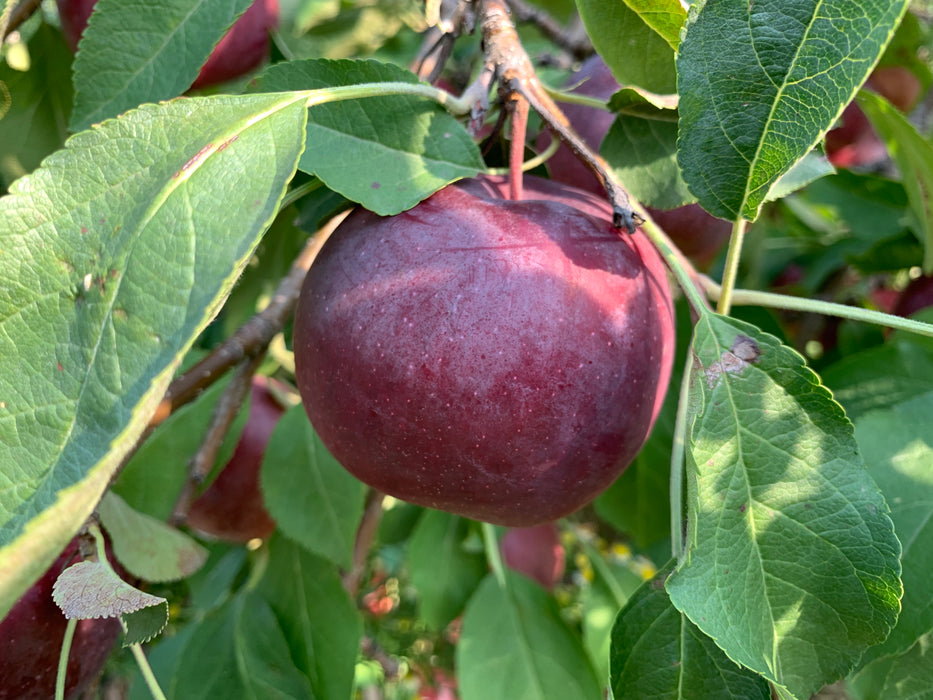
[98,491,208,583]
[667,315,902,698]
[575,0,679,93]
[408,510,486,630]
[677,0,910,220]
[457,572,602,700]
[856,392,933,663]
[171,590,313,699]
[610,562,771,700]
[0,92,307,620]
[69,0,252,131]
[122,603,169,646]
[257,534,361,700]
[253,58,484,215]
[0,24,73,190]
[261,405,365,569]
[53,559,166,619]
[858,89,933,273]
[849,632,933,700]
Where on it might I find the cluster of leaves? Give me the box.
[1,0,933,699]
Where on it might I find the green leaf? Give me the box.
[575,0,681,92]
[0,24,73,190]
[171,590,313,700]
[822,333,933,421]
[52,559,166,618]
[98,492,208,583]
[252,58,484,215]
[260,405,365,569]
[408,510,486,630]
[849,632,933,700]
[765,151,836,203]
[855,392,933,663]
[257,534,362,700]
[69,0,252,132]
[122,603,169,646]
[858,89,933,273]
[610,562,771,700]
[0,92,307,620]
[666,314,902,698]
[677,0,910,220]
[457,572,602,700]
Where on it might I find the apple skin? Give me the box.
[293,174,674,526]
[0,538,121,700]
[56,0,278,89]
[186,376,283,542]
[894,274,933,318]
[500,523,565,590]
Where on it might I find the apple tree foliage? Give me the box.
[0,0,932,699]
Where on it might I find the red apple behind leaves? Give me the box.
[538,55,730,268]
[894,274,933,318]
[293,174,675,526]
[56,0,278,89]
[0,538,121,700]
[186,376,284,542]
[500,523,566,590]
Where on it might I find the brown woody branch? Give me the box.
[479,0,637,232]
[507,0,592,59]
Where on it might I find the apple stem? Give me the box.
[715,218,749,315]
[485,135,561,176]
[703,280,933,339]
[507,94,530,200]
[55,618,78,700]
[482,522,508,588]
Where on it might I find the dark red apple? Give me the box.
[56,0,278,89]
[293,174,674,526]
[894,274,933,317]
[186,375,283,542]
[538,56,730,268]
[0,538,121,700]
[500,523,566,590]
[867,66,922,112]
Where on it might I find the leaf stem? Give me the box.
[703,280,933,339]
[670,354,694,561]
[716,218,748,315]
[302,81,474,116]
[121,615,168,700]
[55,618,78,700]
[482,522,507,588]
[281,178,324,209]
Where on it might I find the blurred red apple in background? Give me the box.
[0,537,121,700]
[894,274,933,317]
[186,375,284,542]
[500,523,566,590]
[293,174,674,526]
[56,0,279,89]
[538,55,730,268]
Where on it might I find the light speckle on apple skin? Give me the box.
[294,175,674,526]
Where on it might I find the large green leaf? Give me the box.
[457,572,602,700]
[171,590,313,699]
[855,392,933,663]
[677,0,909,220]
[610,562,771,700]
[408,510,486,630]
[69,0,252,131]
[858,89,933,273]
[0,92,307,620]
[666,314,902,699]
[257,534,362,700]
[574,0,682,93]
[253,58,484,215]
[260,405,366,569]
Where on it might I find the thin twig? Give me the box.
[343,489,386,596]
[479,0,637,232]
[2,0,42,41]
[507,0,592,59]
[169,352,266,527]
